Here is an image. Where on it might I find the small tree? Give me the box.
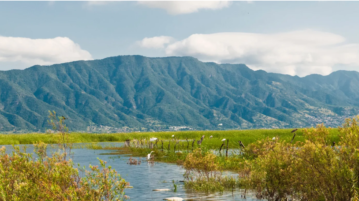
[48,111,72,160]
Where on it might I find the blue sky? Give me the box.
[1,1,359,76]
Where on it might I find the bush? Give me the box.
[0,145,128,201]
[239,116,359,200]
[0,111,129,201]
[183,148,237,192]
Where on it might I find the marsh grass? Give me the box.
[1,128,340,147]
[184,176,238,192]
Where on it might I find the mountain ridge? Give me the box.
[0,55,358,132]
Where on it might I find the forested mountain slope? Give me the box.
[0,55,358,132]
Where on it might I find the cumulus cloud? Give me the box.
[155,30,359,76]
[136,36,175,49]
[0,36,92,70]
[138,1,230,15]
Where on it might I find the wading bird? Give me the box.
[222,139,226,142]
[127,157,141,165]
[150,137,157,142]
[272,137,276,141]
[210,135,213,139]
[147,151,154,160]
[197,135,205,145]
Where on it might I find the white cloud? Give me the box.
[0,36,92,70]
[138,1,230,15]
[156,30,359,76]
[136,36,175,49]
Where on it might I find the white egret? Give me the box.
[147,151,154,160]
[172,135,175,137]
[222,139,226,142]
[272,137,276,140]
[150,137,157,142]
[210,135,213,138]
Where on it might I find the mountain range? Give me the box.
[0,55,358,132]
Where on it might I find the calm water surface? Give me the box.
[3,143,262,201]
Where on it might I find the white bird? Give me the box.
[147,151,154,160]
[150,137,157,142]
[172,135,175,137]
[221,139,226,142]
[272,137,276,140]
[210,135,213,138]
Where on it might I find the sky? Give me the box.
[1,1,359,76]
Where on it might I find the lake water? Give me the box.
[3,143,263,201]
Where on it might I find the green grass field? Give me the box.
[0,128,340,147]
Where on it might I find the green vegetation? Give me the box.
[0,128,340,146]
[183,148,238,192]
[1,55,359,132]
[101,116,359,199]
[235,117,359,200]
[2,112,356,198]
[0,112,129,201]
[0,146,128,201]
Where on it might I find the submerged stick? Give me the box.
[291,133,296,143]
[186,138,189,151]
[125,139,130,147]
[239,141,245,149]
[219,142,224,153]
[226,139,229,157]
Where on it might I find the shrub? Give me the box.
[183,148,237,192]
[239,116,359,200]
[0,111,129,201]
[0,145,128,201]
[183,148,219,181]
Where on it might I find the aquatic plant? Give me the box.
[172,180,177,192]
[182,148,238,192]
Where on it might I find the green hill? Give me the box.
[0,55,358,132]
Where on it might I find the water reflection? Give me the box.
[2,143,263,201]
